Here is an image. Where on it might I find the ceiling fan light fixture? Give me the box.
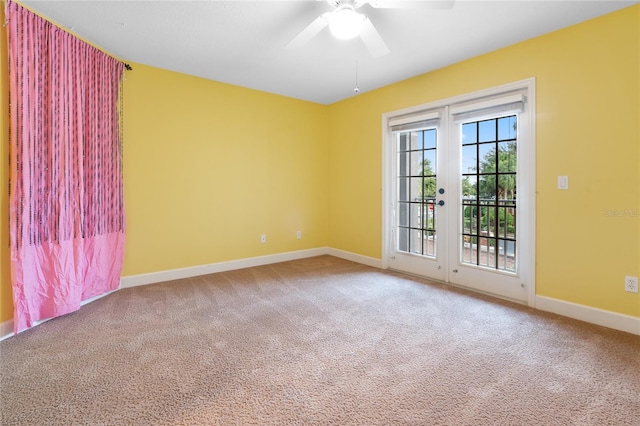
[328,6,366,40]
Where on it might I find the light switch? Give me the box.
[557,176,569,190]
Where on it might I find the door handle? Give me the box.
[437,200,445,206]
[438,188,445,194]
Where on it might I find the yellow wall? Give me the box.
[121,65,329,276]
[1,5,638,324]
[328,5,639,317]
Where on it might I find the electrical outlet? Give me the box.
[260,234,266,243]
[296,230,302,239]
[625,276,638,293]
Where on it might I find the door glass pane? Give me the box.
[498,142,516,173]
[398,151,409,176]
[498,116,517,140]
[409,228,422,254]
[410,151,424,173]
[462,204,473,235]
[425,230,436,256]
[409,203,422,228]
[398,227,409,252]
[462,122,477,144]
[479,120,496,142]
[410,177,423,200]
[423,177,436,198]
[462,145,477,174]
[409,131,423,150]
[478,143,495,173]
[460,115,517,272]
[423,150,437,174]
[398,176,409,193]
[398,202,409,227]
[423,130,436,149]
[462,175,477,198]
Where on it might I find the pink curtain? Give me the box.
[6,0,126,333]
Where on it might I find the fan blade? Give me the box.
[359,17,389,58]
[365,0,454,10]
[286,14,329,49]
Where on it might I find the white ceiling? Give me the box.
[19,0,638,104]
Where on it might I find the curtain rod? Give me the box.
[6,0,133,71]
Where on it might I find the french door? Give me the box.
[384,81,535,304]
[389,110,448,281]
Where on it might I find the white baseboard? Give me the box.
[119,247,385,290]
[0,319,13,341]
[327,248,384,269]
[536,295,640,336]
[120,248,329,289]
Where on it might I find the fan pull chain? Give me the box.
[354,60,360,94]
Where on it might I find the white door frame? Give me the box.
[382,78,536,307]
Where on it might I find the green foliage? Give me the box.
[462,176,475,197]
[480,208,515,235]
[478,142,517,200]
[420,158,436,198]
[464,139,517,238]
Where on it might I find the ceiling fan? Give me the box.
[287,0,454,58]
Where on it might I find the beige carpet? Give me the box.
[1,255,639,425]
